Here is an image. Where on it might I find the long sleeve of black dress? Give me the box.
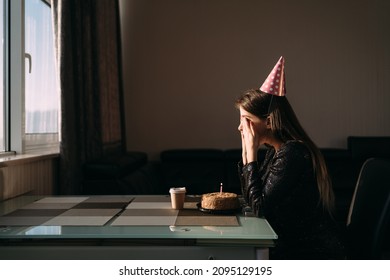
[238,140,345,259]
[240,141,316,219]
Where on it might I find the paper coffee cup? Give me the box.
[169,187,186,209]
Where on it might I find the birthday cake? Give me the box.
[201,192,240,211]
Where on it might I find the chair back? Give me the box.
[346,158,390,259]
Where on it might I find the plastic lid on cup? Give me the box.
[169,187,186,194]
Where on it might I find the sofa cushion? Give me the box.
[83,151,148,180]
[160,149,225,195]
[348,136,390,160]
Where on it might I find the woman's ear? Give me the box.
[266,116,271,128]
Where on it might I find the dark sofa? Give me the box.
[82,136,390,225]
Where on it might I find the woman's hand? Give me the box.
[240,129,247,165]
[240,117,259,164]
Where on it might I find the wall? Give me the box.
[0,155,58,201]
[119,0,390,160]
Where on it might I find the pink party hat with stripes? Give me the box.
[260,56,286,96]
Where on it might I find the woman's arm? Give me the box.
[241,161,263,211]
[238,116,260,201]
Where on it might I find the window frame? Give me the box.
[9,0,24,154]
[3,0,59,156]
[1,0,11,154]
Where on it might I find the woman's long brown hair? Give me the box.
[236,89,335,214]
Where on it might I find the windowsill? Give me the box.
[0,150,60,167]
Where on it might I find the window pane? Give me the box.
[0,0,5,151]
[25,0,58,134]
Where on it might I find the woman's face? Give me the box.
[238,107,269,144]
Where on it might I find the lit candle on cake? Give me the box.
[220,182,223,194]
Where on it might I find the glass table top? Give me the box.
[0,195,277,243]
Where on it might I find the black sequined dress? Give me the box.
[239,140,345,259]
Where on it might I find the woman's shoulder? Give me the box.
[276,140,312,164]
[265,140,311,163]
[273,140,313,171]
[280,140,310,154]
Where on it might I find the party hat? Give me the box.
[260,56,286,96]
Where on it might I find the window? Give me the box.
[24,0,59,153]
[1,0,5,152]
[2,0,59,155]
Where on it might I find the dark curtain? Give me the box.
[51,0,125,194]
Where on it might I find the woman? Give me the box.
[236,88,345,259]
